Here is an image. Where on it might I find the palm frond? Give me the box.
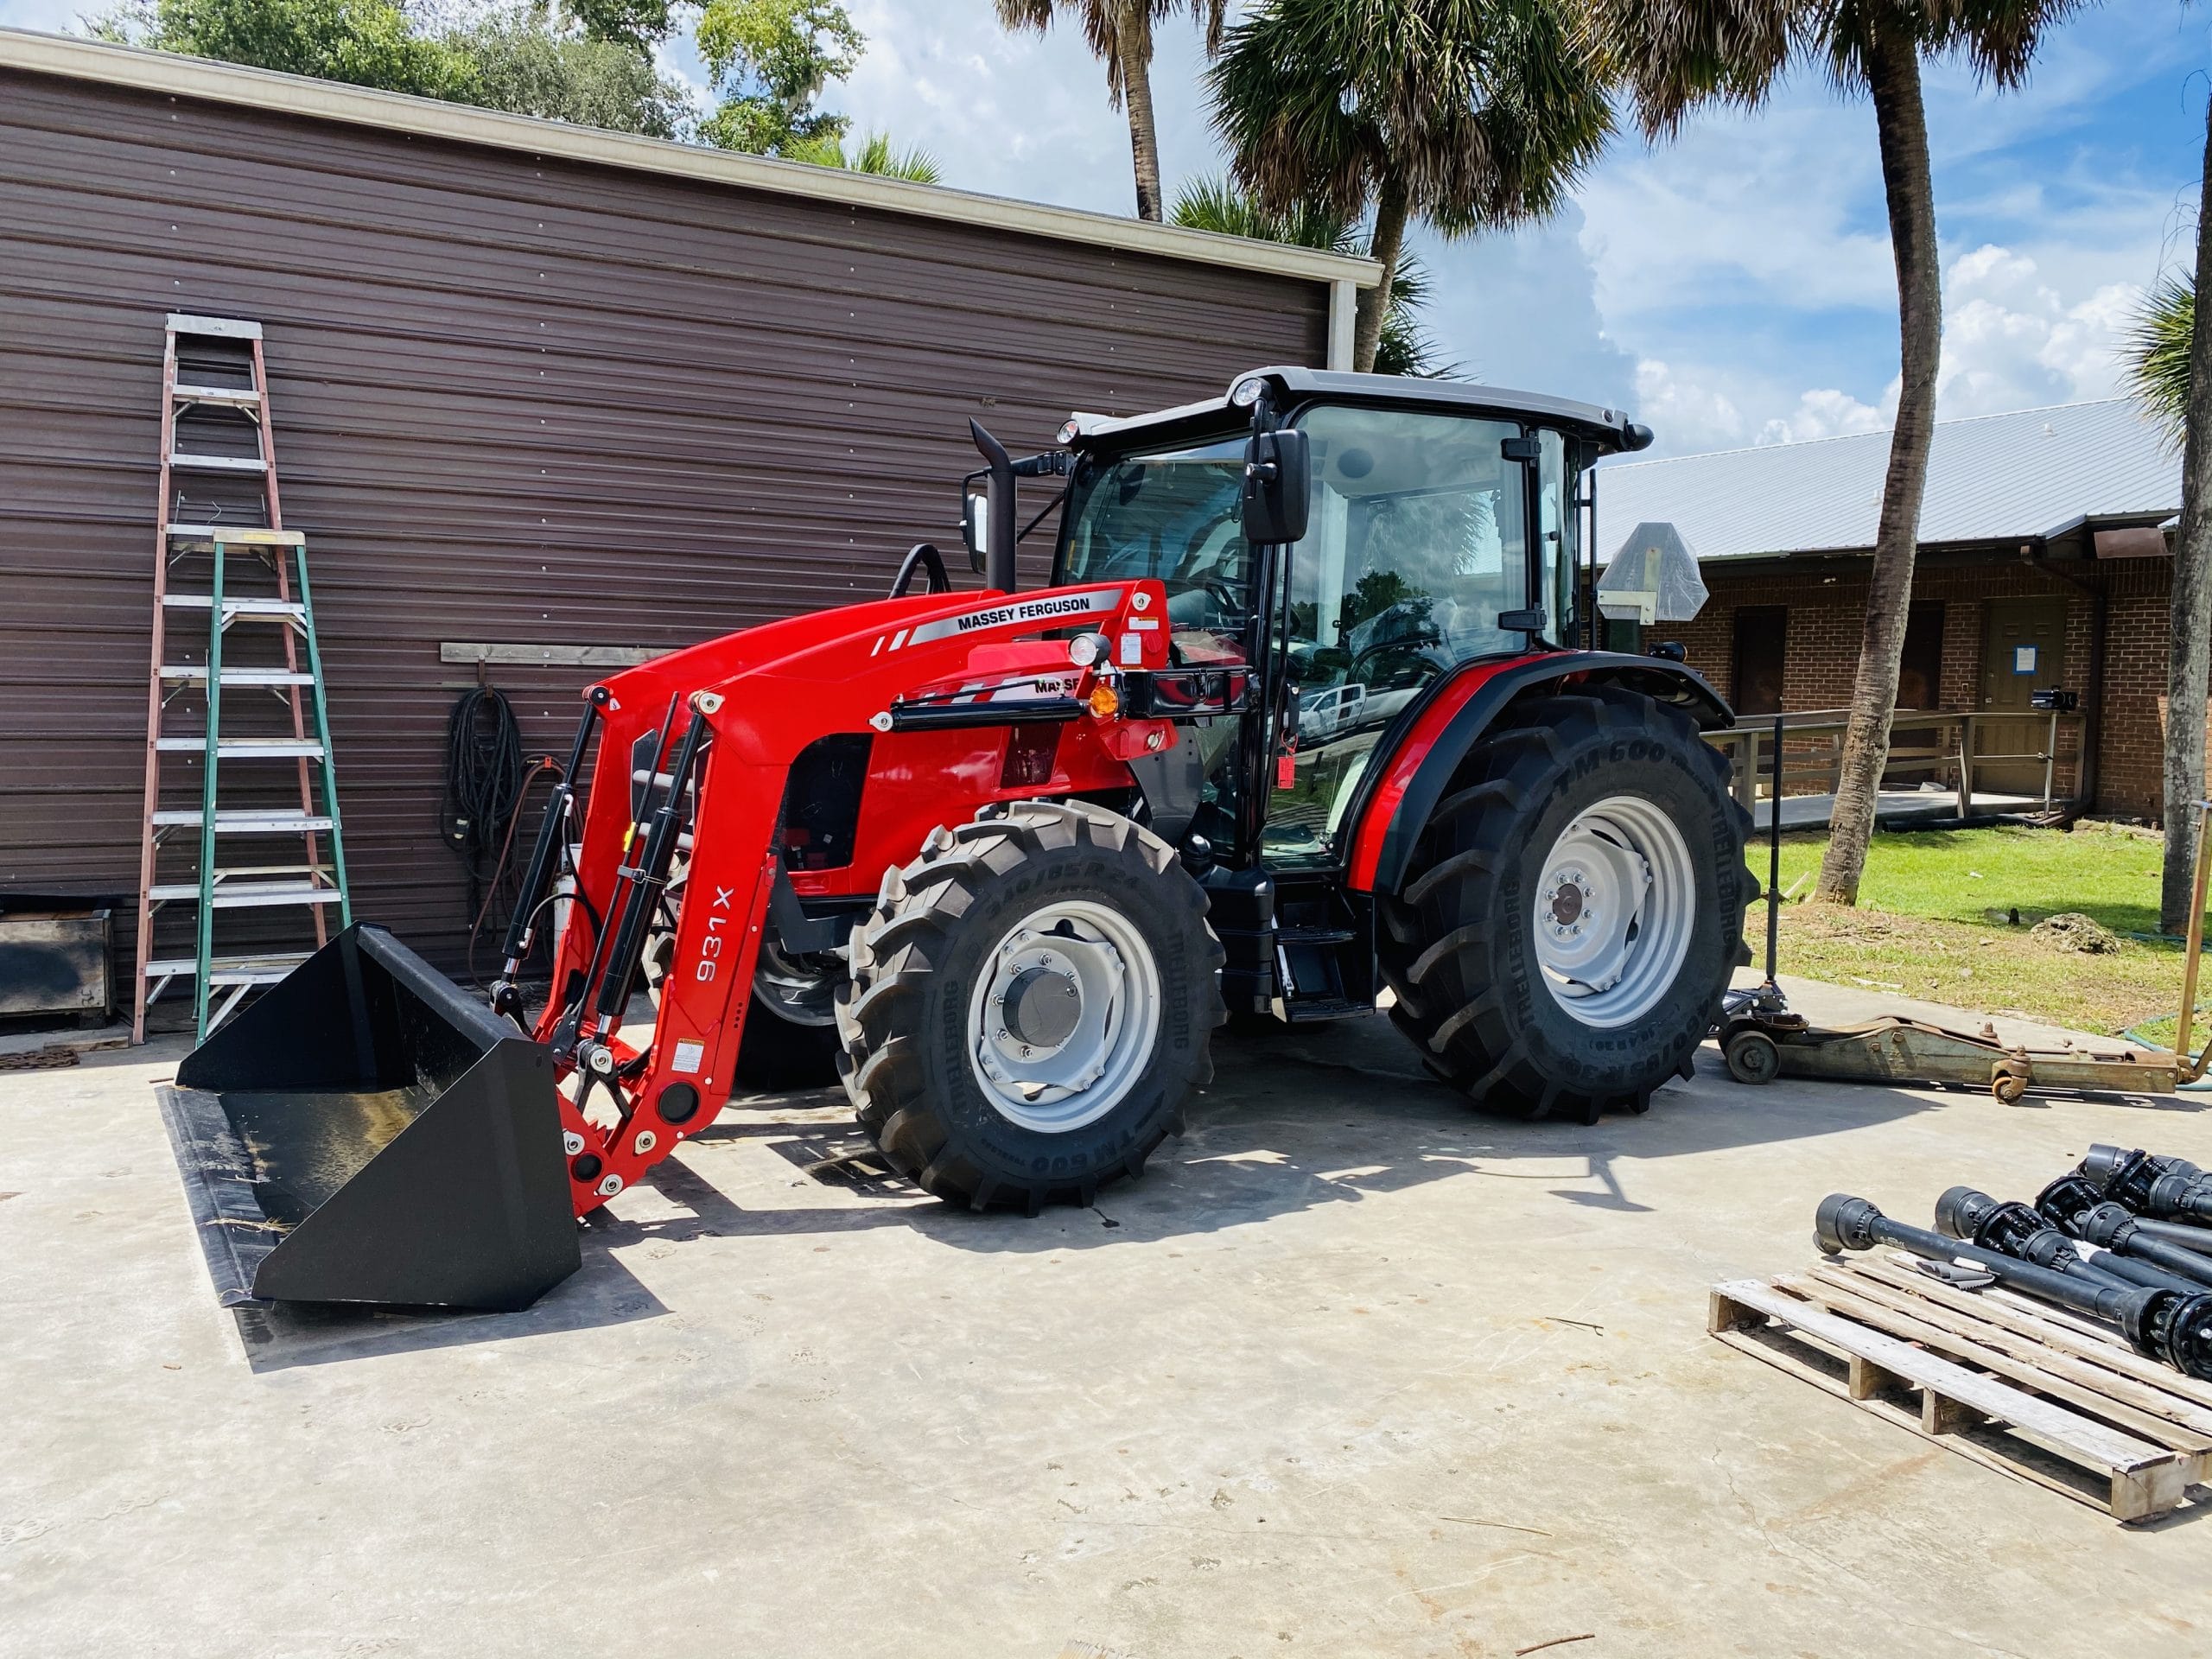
[1207,0,1613,232]
[2127,272,2193,448]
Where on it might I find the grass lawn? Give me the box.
[1750,823,2196,1039]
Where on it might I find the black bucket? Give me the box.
[158,924,580,1312]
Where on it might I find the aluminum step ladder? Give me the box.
[131,315,352,1042]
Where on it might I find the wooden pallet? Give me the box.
[1711,1255,2212,1522]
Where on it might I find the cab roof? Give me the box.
[1069,365,1650,456]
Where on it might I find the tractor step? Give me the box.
[1280,995,1369,1024]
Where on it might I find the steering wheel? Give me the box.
[1340,602,1446,686]
[1198,575,1247,626]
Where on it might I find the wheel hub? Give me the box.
[1531,796,1695,1029]
[998,960,1083,1052]
[969,904,1163,1133]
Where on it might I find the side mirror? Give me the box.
[961,486,989,574]
[1241,428,1309,545]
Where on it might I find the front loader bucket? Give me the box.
[158,924,580,1312]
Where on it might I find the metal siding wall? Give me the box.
[0,70,1327,982]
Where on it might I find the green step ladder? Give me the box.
[132,315,353,1042]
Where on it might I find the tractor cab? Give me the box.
[1051,368,1648,879]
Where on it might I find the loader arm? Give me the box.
[537,579,1187,1214]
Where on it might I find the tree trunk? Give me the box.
[1355,175,1410,373]
[2164,103,2212,932]
[1120,21,1163,222]
[1813,28,1941,905]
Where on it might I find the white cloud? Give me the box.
[1632,359,1750,452]
[1758,387,1889,446]
[1580,98,1900,324]
[1936,243,2143,416]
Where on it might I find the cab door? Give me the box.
[1261,404,1537,869]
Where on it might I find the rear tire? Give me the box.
[836,799,1224,1211]
[1380,687,1752,1121]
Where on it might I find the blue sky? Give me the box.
[10,0,2207,456]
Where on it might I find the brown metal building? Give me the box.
[0,29,1376,1001]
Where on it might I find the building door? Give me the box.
[1974,596,2068,795]
[1732,607,1788,715]
[1886,600,1948,790]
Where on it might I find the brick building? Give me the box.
[1595,399,2195,820]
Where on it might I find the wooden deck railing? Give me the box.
[1703,709,2087,818]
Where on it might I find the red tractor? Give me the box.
[165,367,1751,1312]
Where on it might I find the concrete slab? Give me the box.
[4,1018,2210,1657]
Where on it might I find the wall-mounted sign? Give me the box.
[2013,645,2038,676]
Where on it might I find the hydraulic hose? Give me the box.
[1817,1193,2212,1380]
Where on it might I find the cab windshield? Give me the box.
[1056,402,1574,869]
[1057,434,1251,645]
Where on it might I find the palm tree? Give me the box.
[995,1,1226,221]
[1597,0,2088,905]
[2124,213,2212,934]
[1169,175,1457,377]
[785,130,943,183]
[1207,0,1611,375]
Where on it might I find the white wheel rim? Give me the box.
[1531,793,1695,1029]
[966,899,1161,1133]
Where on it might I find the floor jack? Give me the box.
[1717,715,2210,1103]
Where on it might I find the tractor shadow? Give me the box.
[665,1010,2034,1255]
[228,1014,2197,1366]
[218,1256,671,1373]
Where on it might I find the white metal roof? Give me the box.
[1595,397,2178,563]
[0,28,1379,291]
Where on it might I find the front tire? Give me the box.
[1380,688,1752,1121]
[836,800,1224,1211]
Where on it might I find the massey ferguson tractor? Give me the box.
[163,366,1752,1313]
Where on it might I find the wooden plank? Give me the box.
[1922,1388,1978,1435]
[1847,1256,2212,1411]
[1848,1352,1902,1402]
[1817,1263,2212,1434]
[439,641,666,668]
[1712,1326,2179,1520]
[1791,1271,2212,1469]
[1713,1282,2168,1470]
[1710,1280,2185,1520]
